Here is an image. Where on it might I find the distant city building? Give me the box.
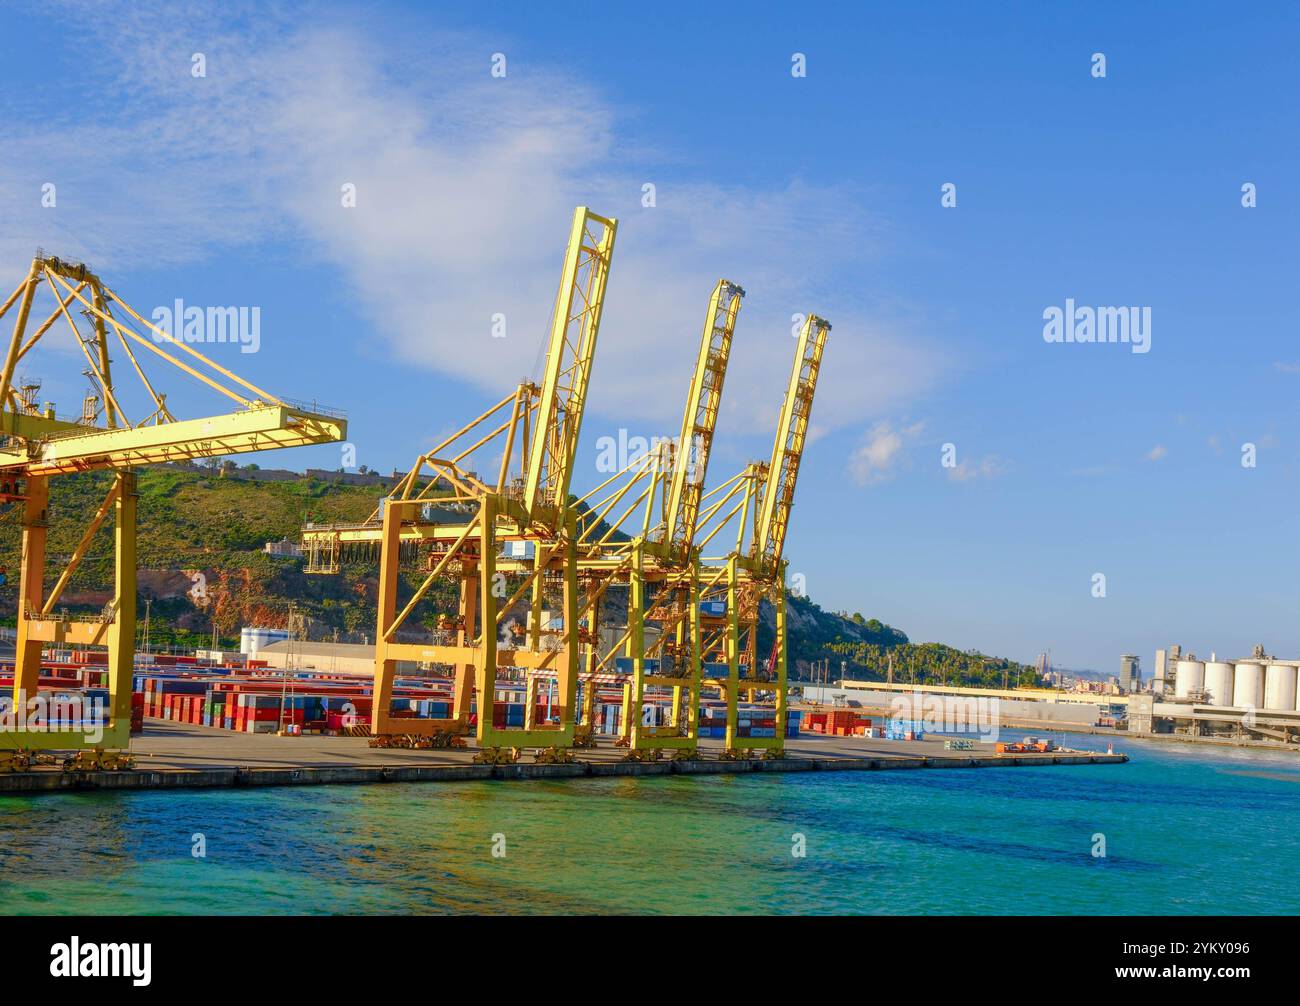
[1120,653,1141,693]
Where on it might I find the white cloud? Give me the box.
[947,455,1009,482]
[1146,444,1168,461]
[0,2,947,438]
[849,421,923,485]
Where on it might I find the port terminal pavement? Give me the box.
[0,719,1126,793]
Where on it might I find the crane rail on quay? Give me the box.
[0,253,346,762]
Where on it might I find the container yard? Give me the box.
[0,648,1126,787]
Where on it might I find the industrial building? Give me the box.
[1137,644,1300,742]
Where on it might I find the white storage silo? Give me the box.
[1265,663,1298,711]
[1233,661,1266,709]
[1174,659,1205,699]
[1203,661,1235,706]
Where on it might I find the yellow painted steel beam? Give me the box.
[378,640,571,669]
[770,573,788,756]
[382,514,480,640]
[662,280,743,557]
[0,722,131,752]
[19,618,113,646]
[0,404,345,475]
[724,555,741,751]
[0,410,91,439]
[522,207,617,516]
[107,472,137,731]
[753,313,830,573]
[41,480,121,615]
[44,272,129,426]
[11,476,48,705]
[0,260,39,409]
[14,282,87,368]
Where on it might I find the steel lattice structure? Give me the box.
[302,207,616,760]
[298,209,827,762]
[0,254,346,753]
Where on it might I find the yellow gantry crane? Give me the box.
[692,313,831,757]
[0,253,346,755]
[298,210,824,763]
[301,207,616,761]
[567,279,743,758]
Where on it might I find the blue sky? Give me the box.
[2,1,1298,672]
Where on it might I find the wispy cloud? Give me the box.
[947,455,1009,482]
[1146,444,1168,461]
[848,420,923,485]
[0,1,947,435]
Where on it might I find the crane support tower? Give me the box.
[0,253,346,753]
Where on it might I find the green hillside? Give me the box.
[0,466,393,649]
[0,466,1037,686]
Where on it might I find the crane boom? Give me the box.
[522,207,617,516]
[662,280,743,556]
[753,313,830,572]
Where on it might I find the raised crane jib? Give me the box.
[662,279,743,556]
[522,207,617,518]
[753,313,830,574]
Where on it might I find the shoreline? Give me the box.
[0,722,1127,795]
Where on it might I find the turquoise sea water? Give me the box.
[2,732,1299,915]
